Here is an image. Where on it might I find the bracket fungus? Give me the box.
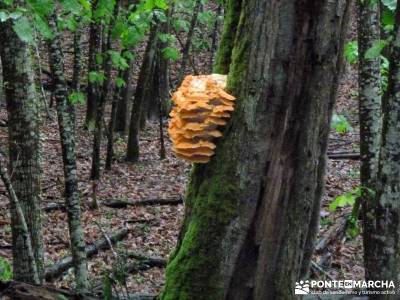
[168,74,236,163]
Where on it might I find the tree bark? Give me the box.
[368,3,400,298]
[85,0,102,128]
[47,15,88,291]
[160,0,351,299]
[115,55,135,134]
[126,25,159,162]
[0,15,44,283]
[358,0,383,286]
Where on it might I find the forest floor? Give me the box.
[0,7,364,296]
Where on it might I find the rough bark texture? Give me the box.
[160,0,351,299]
[47,16,88,291]
[126,25,159,162]
[369,3,400,298]
[358,0,383,285]
[0,17,44,283]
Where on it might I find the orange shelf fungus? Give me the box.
[168,74,236,163]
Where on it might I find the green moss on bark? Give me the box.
[160,159,239,300]
[213,0,243,74]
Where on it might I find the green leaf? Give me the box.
[329,192,356,212]
[78,0,91,10]
[95,53,103,65]
[154,0,168,9]
[27,0,54,16]
[33,14,54,39]
[68,91,86,104]
[108,50,129,70]
[382,0,397,10]
[365,40,387,60]
[382,8,395,27]
[9,11,22,19]
[13,16,35,44]
[0,257,12,280]
[173,19,189,32]
[344,40,358,64]
[331,113,353,134]
[115,77,126,88]
[162,46,179,61]
[60,0,82,15]
[89,71,105,84]
[0,11,9,22]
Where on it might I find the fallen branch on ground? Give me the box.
[103,197,183,208]
[45,228,129,281]
[327,151,360,160]
[315,217,348,253]
[0,280,156,300]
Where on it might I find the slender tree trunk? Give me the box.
[126,25,159,162]
[91,1,119,181]
[85,0,102,128]
[358,0,383,285]
[161,0,351,299]
[115,56,135,134]
[177,0,201,83]
[0,17,44,283]
[209,4,222,73]
[213,0,242,74]
[47,16,88,291]
[368,3,400,298]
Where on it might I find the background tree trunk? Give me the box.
[161,0,351,299]
[126,25,159,162]
[0,17,44,283]
[358,0,382,285]
[85,0,102,128]
[47,16,88,291]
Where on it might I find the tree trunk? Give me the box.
[358,0,383,285]
[85,0,102,128]
[0,16,44,283]
[47,16,88,291]
[115,56,135,134]
[90,0,119,180]
[209,4,222,73]
[177,0,201,83]
[126,25,159,162]
[368,3,400,297]
[213,0,242,74]
[160,0,351,299]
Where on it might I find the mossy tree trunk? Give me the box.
[0,14,44,284]
[161,0,351,299]
[358,0,383,285]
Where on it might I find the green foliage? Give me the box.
[382,0,397,10]
[381,55,389,92]
[102,271,113,300]
[344,41,358,64]
[115,77,126,88]
[162,46,179,61]
[88,71,105,84]
[68,91,86,104]
[0,257,12,280]
[12,16,35,43]
[331,113,352,134]
[365,40,387,60]
[108,50,129,70]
